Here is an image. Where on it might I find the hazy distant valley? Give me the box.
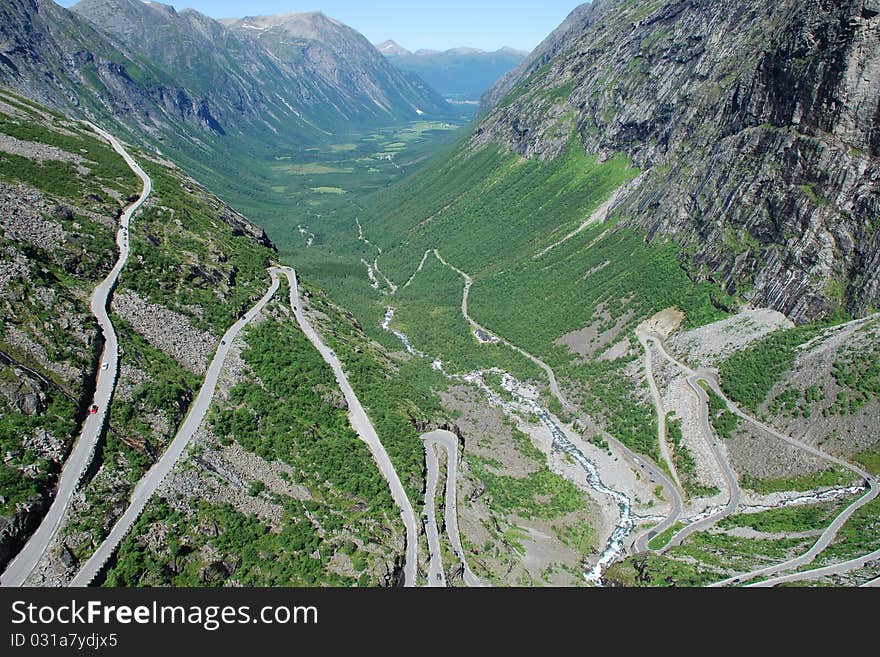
[0,0,879,589]
[376,40,526,111]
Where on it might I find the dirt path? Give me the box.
[429,250,682,570]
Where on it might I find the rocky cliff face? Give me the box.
[70,0,295,131]
[0,0,231,140]
[480,1,605,110]
[477,0,880,323]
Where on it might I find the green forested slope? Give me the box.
[302,139,732,367]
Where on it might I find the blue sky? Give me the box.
[55,1,584,52]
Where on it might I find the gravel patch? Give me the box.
[0,133,88,166]
[668,307,793,369]
[662,375,728,507]
[112,290,216,374]
[0,183,67,252]
[725,420,829,479]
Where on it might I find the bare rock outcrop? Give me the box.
[477,0,880,324]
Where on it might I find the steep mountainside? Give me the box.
[480,1,602,109]
[0,88,410,587]
[0,0,455,226]
[3,1,879,589]
[477,0,880,323]
[313,0,880,540]
[379,43,527,101]
[69,0,309,132]
[0,0,292,145]
[0,85,275,574]
[0,87,137,567]
[0,0,171,129]
[221,12,449,122]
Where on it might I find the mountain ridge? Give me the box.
[377,40,527,102]
[0,0,455,220]
[380,44,529,57]
[475,0,880,324]
[220,11,448,119]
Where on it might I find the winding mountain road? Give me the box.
[70,272,281,586]
[433,250,572,408]
[665,374,741,548]
[1,124,150,588]
[640,332,751,547]
[639,337,880,586]
[384,239,879,583]
[636,331,681,490]
[72,265,422,586]
[403,250,432,290]
[706,377,873,481]
[700,374,879,586]
[710,478,878,587]
[274,267,419,587]
[352,205,880,586]
[749,546,880,587]
[649,334,875,487]
[422,439,447,587]
[431,250,682,559]
[421,430,482,587]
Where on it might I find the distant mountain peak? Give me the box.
[143,1,177,15]
[446,47,485,55]
[377,43,528,59]
[376,40,411,57]
[2,0,452,151]
[498,46,529,56]
[73,0,176,16]
[377,41,528,104]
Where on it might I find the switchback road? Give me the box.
[1,124,151,588]
[640,338,880,586]
[636,330,681,490]
[431,251,681,561]
[422,441,446,587]
[71,266,422,587]
[665,375,741,548]
[70,272,281,586]
[750,546,880,587]
[710,478,878,587]
[421,430,482,586]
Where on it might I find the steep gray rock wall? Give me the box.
[475,0,880,323]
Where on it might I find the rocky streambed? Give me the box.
[381,306,634,584]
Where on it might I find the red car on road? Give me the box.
[89,404,99,414]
